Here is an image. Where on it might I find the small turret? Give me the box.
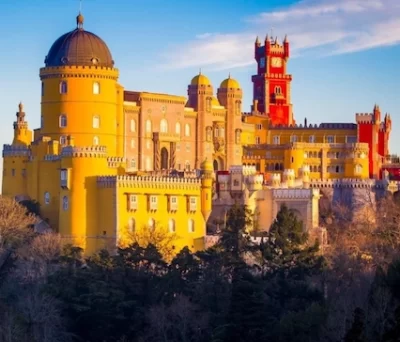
[283,34,290,58]
[13,102,32,146]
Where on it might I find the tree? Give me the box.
[19,199,41,217]
[344,308,366,342]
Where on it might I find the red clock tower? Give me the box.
[251,35,294,126]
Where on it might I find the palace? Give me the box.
[1,12,397,256]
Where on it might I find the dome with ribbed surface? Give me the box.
[44,14,114,68]
[220,75,240,89]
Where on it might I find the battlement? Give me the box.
[96,175,202,189]
[355,113,374,124]
[44,154,61,161]
[107,156,125,168]
[2,144,31,157]
[270,122,357,130]
[309,178,376,189]
[246,174,264,185]
[61,146,108,158]
[272,188,319,199]
[245,142,369,152]
[230,165,257,175]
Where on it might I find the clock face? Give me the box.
[259,57,265,68]
[271,57,282,67]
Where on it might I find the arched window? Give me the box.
[93,136,99,145]
[160,119,168,133]
[130,119,136,132]
[60,135,67,145]
[235,129,241,144]
[93,115,100,128]
[128,218,135,233]
[148,218,155,230]
[206,127,212,141]
[168,219,175,233]
[188,219,195,233]
[214,127,219,137]
[145,157,151,170]
[355,164,363,174]
[175,122,181,135]
[185,161,190,170]
[62,196,68,211]
[185,123,190,137]
[44,192,50,205]
[235,100,241,115]
[59,114,67,128]
[93,82,100,95]
[146,119,152,133]
[59,81,68,94]
[274,86,282,94]
[206,97,212,112]
[130,159,136,169]
[219,127,225,138]
[130,139,135,149]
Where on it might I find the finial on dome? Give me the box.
[76,12,84,29]
[199,68,202,75]
[228,72,231,79]
[18,102,24,112]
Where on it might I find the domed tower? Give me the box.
[187,72,214,168]
[39,13,120,155]
[217,75,243,166]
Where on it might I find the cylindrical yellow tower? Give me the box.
[39,13,120,156]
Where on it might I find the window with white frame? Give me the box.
[185,123,190,137]
[146,119,152,133]
[169,196,178,211]
[93,136,99,145]
[149,196,158,210]
[273,135,280,144]
[59,81,67,94]
[355,164,363,174]
[44,192,50,205]
[290,135,298,143]
[129,194,138,210]
[130,119,136,132]
[62,196,68,211]
[326,135,335,143]
[93,115,100,128]
[60,169,68,187]
[93,82,100,95]
[60,135,67,145]
[255,137,261,144]
[309,135,315,143]
[160,119,168,133]
[168,219,176,233]
[189,196,197,211]
[175,122,181,135]
[188,219,195,233]
[59,114,67,128]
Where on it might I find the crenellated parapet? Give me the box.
[44,154,61,161]
[61,145,108,158]
[310,178,376,189]
[269,123,357,130]
[107,156,126,168]
[2,144,31,157]
[97,175,202,189]
[272,188,320,199]
[230,165,257,175]
[355,113,374,124]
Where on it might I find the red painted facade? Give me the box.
[251,36,293,126]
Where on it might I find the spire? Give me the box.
[76,1,84,29]
[228,72,231,79]
[199,68,202,75]
[283,34,288,43]
[275,36,279,44]
[264,33,269,42]
[255,36,260,44]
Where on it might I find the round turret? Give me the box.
[200,158,213,172]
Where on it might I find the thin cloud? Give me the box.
[160,0,400,70]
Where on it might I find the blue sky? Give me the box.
[0,0,400,162]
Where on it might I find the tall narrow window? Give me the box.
[146,119,152,133]
[62,196,69,211]
[185,123,190,137]
[160,119,168,133]
[130,119,136,132]
[235,101,241,115]
[168,219,176,233]
[59,114,67,128]
[206,97,212,112]
[93,82,100,95]
[93,115,100,128]
[93,136,99,145]
[41,116,44,128]
[128,218,135,233]
[60,135,67,145]
[188,219,195,233]
[41,82,44,97]
[175,122,181,135]
[59,81,68,94]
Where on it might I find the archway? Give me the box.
[161,147,169,170]
[213,158,224,171]
[213,160,219,171]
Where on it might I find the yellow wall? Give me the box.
[40,66,120,156]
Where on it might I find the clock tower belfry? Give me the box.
[251,35,294,126]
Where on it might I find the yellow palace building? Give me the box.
[2,13,252,254]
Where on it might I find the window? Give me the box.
[130,119,136,132]
[206,97,212,112]
[275,86,282,94]
[219,127,225,138]
[41,116,44,128]
[11,169,15,177]
[273,135,280,144]
[93,82,100,95]
[145,157,151,171]
[41,82,44,96]
[160,119,168,133]
[326,135,335,143]
[256,124,262,130]
[265,151,271,159]
[309,135,315,143]
[235,129,241,144]
[129,194,138,210]
[130,139,135,149]
[149,195,158,210]
[255,137,261,144]
[93,115,100,128]
[60,169,68,187]
[148,218,155,230]
[93,136,99,145]
[346,136,357,143]
[355,164,363,174]
[128,218,135,233]
[290,135,298,143]
[62,196,68,211]
[169,196,178,211]
[186,143,190,152]
[59,81,68,94]
[214,127,219,137]
[175,122,181,135]
[21,169,26,177]
[59,114,67,128]
[189,196,197,211]
[145,119,152,133]
[60,135,67,145]
[185,123,190,137]
[44,192,50,205]
[188,219,195,233]
[168,219,176,233]
[130,159,136,169]
[235,101,241,115]
[185,161,190,170]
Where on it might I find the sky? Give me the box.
[0,0,399,177]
